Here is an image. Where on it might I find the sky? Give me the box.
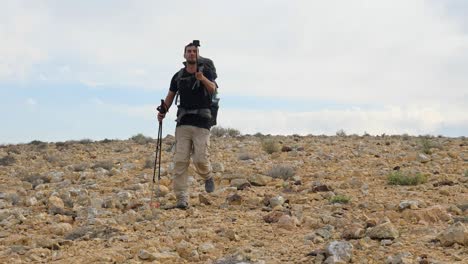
[1,0,467,144]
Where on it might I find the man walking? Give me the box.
[157,41,217,209]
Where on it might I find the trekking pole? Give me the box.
[150,99,166,208]
[192,40,201,90]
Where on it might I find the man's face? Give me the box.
[184,46,198,64]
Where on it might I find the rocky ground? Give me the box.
[0,133,467,263]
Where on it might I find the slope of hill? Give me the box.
[0,134,467,263]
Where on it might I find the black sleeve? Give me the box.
[203,67,214,82]
[169,72,178,93]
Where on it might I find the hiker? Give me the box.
[157,41,217,209]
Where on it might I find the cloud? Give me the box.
[218,104,468,136]
[1,0,467,139]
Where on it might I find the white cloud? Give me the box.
[1,1,467,137]
[218,104,468,136]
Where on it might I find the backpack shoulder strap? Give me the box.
[174,68,185,106]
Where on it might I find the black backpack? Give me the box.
[176,56,220,127]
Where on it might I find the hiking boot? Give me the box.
[175,200,189,210]
[205,177,215,193]
[175,194,189,210]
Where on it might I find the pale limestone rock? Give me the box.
[248,174,272,186]
[325,240,353,263]
[367,222,399,240]
[436,222,468,246]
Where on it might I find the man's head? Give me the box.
[184,42,199,65]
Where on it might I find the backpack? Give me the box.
[175,56,220,127]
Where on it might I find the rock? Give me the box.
[213,253,252,264]
[49,223,73,236]
[226,194,242,205]
[216,228,239,241]
[138,249,156,261]
[176,240,198,261]
[281,146,293,152]
[367,222,399,240]
[269,195,286,208]
[312,182,333,192]
[418,153,431,163]
[198,242,216,254]
[381,239,393,246]
[316,225,335,240]
[156,185,170,197]
[342,224,365,239]
[199,194,212,205]
[399,200,419,211]
[386,252,413,264]
[230,178,250,189]
[277,215,298,230]
[263,211,285,223]
[48,196,65,215]
[324,240,353,263]
[401,206,451,223]
[212,162,224,173]
[436,222,468,246]
[248,174,272,186]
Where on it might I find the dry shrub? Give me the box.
[92,160,114,171]
[262,139,280,154]
[130,134,154,145]
[0,155,16,166]
[267,165,295,180]
[387,171,427,186]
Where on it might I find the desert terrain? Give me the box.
[0,132,467,263]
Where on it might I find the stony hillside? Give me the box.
[0,134,467,263]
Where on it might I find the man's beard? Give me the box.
[186,59,196,65]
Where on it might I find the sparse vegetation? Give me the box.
[130,134,153,145]
[329,195,350,204]
[267,165,295,180]
[464,170,468,177]
[253,132,265,138]
[336,129,347,137]
[73,163,89,172]
[92,160,114,171]
[227,128,241,137]
[387,171,427,186]
[210,126,241,137]
[77,139,94,144]
[418,135,443,154]
[44,154,60,164]
[21,173,50,188]
[29,140,46,145]
[28,140,48,150]
[262,139,281,154]
[0,155,16,166]
[211,126,227,137]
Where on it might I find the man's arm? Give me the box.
[195,72,216,94]
[163,91,176,111]
[157,91,176,122]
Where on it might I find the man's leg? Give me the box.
[192,127,214,192]
[173,126,192,207]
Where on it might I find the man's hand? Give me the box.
[157,100,168,123]
[195,71,205,81]
[157,112,166,123]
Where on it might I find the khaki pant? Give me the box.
[173,125,212,199]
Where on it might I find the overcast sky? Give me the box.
[1,0,467,143]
